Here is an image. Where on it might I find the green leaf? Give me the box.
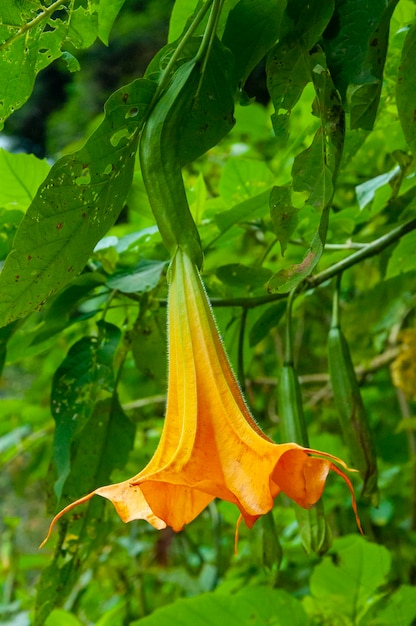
[0,78,156,327]
[355,166,401,210]
[107,259,167,293]
[168,0,197,42]
[291,49,344,209]
[35,396,135,626]
[269,186,299,254]
[219,158,275,206]
[216,263,272,289]
[397,22,416,157]
[44,609,83,626]
[214,189,272,233]
[176,38,235,167]
[249,301,286,347]
[62,395,135,501]
[323,0,399,130]
[131,586,307,626]
[97,0,126,45]
[386,230,416,279]
[222,0,284,88]
[132,316,167,385]
[266,0,335,136]
[267,207,329,293]
[361,584,416,626]
[0,1,123,127]
[0,149,50,211]
[51,321,121,499]
[0,208,24,260]
[306,535,391,624]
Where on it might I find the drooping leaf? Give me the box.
[144,36,235,168]
[0,149,50,211]
[107,259,167,294]
[0,1,126,127]
[269,185,299,254]
[35,396,135,626]
[131,585,307,626]
[292,48,344,209]
[0,78,156,328]
[267,207,329,293]
[97,0,127,45]
[266,0,335,139]
[214,189,272,233]
[323,0,400,130]
[51,321,121,499]
[216,263,272,289]
[222,0,284,89]
[397,22,416,157]
[249,301,286,347]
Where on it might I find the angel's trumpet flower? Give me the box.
[41,248,360,547]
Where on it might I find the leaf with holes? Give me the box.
[0,78,156,328]
[35,395,135,626]
[0,1,126,127]
[51,321,121,499]
[323,0,399,130]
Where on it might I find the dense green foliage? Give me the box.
[1,0,416,624]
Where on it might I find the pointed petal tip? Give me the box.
[39,491,96,549]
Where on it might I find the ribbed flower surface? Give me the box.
[41,248,359,547]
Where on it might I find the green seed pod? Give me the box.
[278,290,332,555]
[139,60,203,268]
[327,281,379,505]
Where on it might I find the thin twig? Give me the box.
[307,218,416,289]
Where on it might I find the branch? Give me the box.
[307,218,416,289]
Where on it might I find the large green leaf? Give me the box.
[0,0,126,127]
[144,36,235,167]
[131,586,307,626]
[0,149,50,210]
[222,0,284,89]
[292,48,344,208]
[397,22,416,157]
[305,535,391,624]
[266,0,334,139]
[0,77,156,327]
[35,396,135,626]
[268,51,344,293]
[51,321,121,499]
[323,0,399,130]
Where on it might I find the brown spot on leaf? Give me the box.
[56,222,63,230]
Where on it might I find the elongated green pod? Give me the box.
[139,60,203,267]
[278,290,332,555]
[278,363,332,555]
[328,282,379,504]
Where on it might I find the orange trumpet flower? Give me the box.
[41,248,360,547]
